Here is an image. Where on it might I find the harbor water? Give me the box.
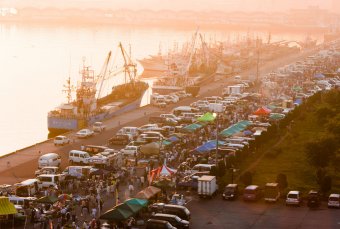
[0,22,323,156]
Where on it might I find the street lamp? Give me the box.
[230,168,237,184]
[213,111,222,166]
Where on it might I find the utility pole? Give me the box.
[256,38,260,89]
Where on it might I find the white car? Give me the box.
[54,135,71,146]
[160,114,181,122]
[120,146,139,157]
[138,124,159,133]
[93,122,106,132]
[35,166,60,176]
[76,129,94,138]
[286,190,303,206]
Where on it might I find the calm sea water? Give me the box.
[0,23,323,156]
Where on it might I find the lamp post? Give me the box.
[213,113,220,166]
[230,168,237,184]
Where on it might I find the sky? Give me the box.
[0,0,334,11]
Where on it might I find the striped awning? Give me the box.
[0,197,17,215]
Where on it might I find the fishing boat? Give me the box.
[48,43,148,134]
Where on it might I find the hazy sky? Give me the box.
[0,0,334,11]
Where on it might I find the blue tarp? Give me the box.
[195,140,225,153]
[168,136,179,142]
[294,98,302,105]
[314,73,325,79]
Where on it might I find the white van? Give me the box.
[172,106,199,117]
[36,174,65,189]
[62,166,93,179]
[69,150,91,164]
[38,153,61,169]
[14,179,42,197]
[117,127,139,139]
[9,196,36,208]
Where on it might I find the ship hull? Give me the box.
[48,91,146,134]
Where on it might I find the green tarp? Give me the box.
[0,197,17,215]
[219,120,252,137]
[182,123,203,132]
[269,113,285,120]
[100,204,134,221]
[37,195,59,204]
[125,198,148,208]
[197,112,216,122]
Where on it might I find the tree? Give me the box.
[240,172,252,186]
[305,138,337,168]
[320,175,332,194]
[276,173,288,191]
[217,160,226,177]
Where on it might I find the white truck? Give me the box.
[197,175,217,198]
[222,85,244,96]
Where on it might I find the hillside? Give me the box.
[237,89,340,194]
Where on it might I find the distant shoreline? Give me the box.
[0,16,329,34]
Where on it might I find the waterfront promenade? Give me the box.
[0,48,318,185]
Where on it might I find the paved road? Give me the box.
[187,195,340,229]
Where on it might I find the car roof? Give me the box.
[288,190,300,194]
[226,184,238,188]
[245,185,259,190]
[153,213,178,218]
[329,193,340,198]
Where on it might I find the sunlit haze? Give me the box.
[0,0,335,11]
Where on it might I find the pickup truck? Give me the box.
[93,122,106,132]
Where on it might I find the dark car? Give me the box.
[223,184,239,200]
[108,134,131,145]
[243,185,262,202]
[151,213,189,229]
[307,190,321,208]
[150,203,191,221]
[146,219,177,229]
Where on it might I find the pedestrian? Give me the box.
[128,183,134,196]
[91,207,97,218]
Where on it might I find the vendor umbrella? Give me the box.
[135,190,153,200]
[253,107,271,116]
[124,198,148,209]
[197,112,216,122]
[36,195,58,204]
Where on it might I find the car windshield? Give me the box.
[244,189,256,194]
[288,193,298,198]
[94,123,101,126]
[329,197,339,201]
[225,187,234,192]
[55,137,62,140]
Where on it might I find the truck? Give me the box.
[222,85,244,96]
[197,175,217,198]
[264,183,280,202]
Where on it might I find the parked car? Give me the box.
[150,203,191,221]
[328,193,340,208]
[92,122,106,132]
[38,153,61,169]
[35,166,60,176]
[36,174,65,188]
[286,190,303,206]
[307,190,320,208]
[146,219,176,229]
[222,184,239,200]
[243,185,262,201]
[150,213,189,229]
[53,135,71,146]
[108,134,132,145]
[120,146,139,157]
[138,124,159,133]
[76,129,94,138]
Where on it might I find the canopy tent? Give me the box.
[195,140,226,153]
[269,113,285,121]
[162,140,172,146]
[100,205,134,221]
[253,107,271,116]
[135,190,153,199]
[168,135,180,142]
[182,123,203,133]
[124,198,148,208]
[149,161,177,184]
[292,85,302,92]
[0,197,17,215]
[196,112,216,122]
[294,98,302,105]
[140,142,160,156]
[219,120,252,137]
[314,73,325,79]
[36,195,59,204]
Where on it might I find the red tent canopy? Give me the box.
[253,107,271,116]
[148,162,176,184]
